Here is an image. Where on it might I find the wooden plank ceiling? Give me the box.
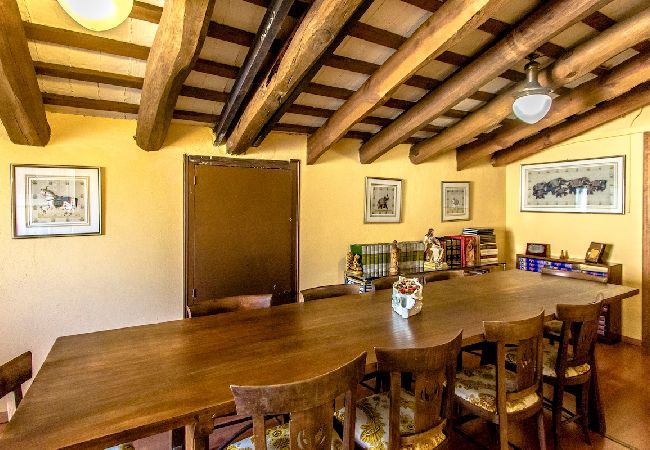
[2,0,650,168]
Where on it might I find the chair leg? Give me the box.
[536,410,547,450]
[551,383,564,448]
[579,379,592,445]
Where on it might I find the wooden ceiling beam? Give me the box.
[225,0,369,154]
[213,0,296,144]
[136,0,217,151]
[357,0,612,164]
[461,50,650,164]
[307,0,505,164]
[0,0,50,145]
[491,81,650,166]
[413,7,650,167]
[273,123,425,144]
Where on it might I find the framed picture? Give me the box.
[520,156,625,214]
[11,165,102,238]
[365,177,402,223]
[441,181,470,221]
[526,243,550,257]
[585,242,606,263]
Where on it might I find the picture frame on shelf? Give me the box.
[520,156,625,214]
[364,177,402,223]
[526,243,550,257]
[441,181,470,221]
[11,164,102,238]
[585,242,606,263]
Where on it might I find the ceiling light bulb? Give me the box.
[56,0,133,32]
[512,59,552,124]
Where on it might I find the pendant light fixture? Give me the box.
[512,55,553,124]
[56,0,133,32]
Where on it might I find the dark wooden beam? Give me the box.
[226,0,369,154]
[136,0,217,151]
[0,0,50,145]
[490,81,650,166]
[357,0,612,164]
[273,123,425,144]
[214,0,296,144]
[307,0,505,164]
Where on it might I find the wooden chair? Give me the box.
[372,276,399,291]
[186,294,273,318]
[454,311,546,450]
[227,352,366,450]
[540,269,606,342]
[542,301,602,445]
[0,352,32,411]
[340,332,462,450]
[421,271,464,284]
[299,284,359,302]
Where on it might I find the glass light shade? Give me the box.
[56,0,133,31]
[512,93,552,124]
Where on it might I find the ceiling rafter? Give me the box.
[306,0,506,164]
[409,6,650,167]
[0,0,50,146]
[356,0,612,164]
[464,50,650,163]
[491,81,650,166]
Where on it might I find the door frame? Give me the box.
[183,155,300,317]
[643,133,649,352]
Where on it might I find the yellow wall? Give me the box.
[0,113,506,385]
[505,107,650,340]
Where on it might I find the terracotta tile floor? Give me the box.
[2,342,647,449]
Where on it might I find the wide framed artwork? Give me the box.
[441,181,470,221]
[520,156,625,214]
[365,177,402,223]
[11,165,102,238]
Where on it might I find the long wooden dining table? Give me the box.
[0,270,638,450]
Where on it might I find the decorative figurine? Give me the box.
[346,251,363,277]
[389,240,400,276]
[466,238,476,267]
[423,228,447,271]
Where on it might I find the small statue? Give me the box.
[466,238,476,267]
[346,252,363,276]
[423,228,446,270]
[389,240,400,276]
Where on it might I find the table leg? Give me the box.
[185,415,213,450]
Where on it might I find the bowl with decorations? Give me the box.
[391,277,423,319]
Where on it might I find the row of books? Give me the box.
[464,227,499,266]
[349,241,424,278]
[517,256,609,278]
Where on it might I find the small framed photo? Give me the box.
[11,165,102,238]
[441,181,470,221]
[526,243,550,257]
[365,177,402,223]
[585,242,606,263]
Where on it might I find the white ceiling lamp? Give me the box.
[512,56,553,124]
[56,0,134,32]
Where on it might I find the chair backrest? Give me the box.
[421,271,464,284]
[186,294,273,318]
[555,299,603,374]
[231,352,366,450]
[541,268,608,283]
[483,311,545,416]
[375,332,463,450]
[299,284,359,302]
[372,276,399,291]
[0,352,32,409]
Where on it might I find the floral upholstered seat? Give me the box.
[335,389,446,450]
[454,365,540,414]
[504,344,590,379]
[544,320,562,337]
[226,423,343,450]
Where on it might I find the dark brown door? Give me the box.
[185,156,299,312]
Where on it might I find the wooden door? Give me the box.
[185,156,299,312]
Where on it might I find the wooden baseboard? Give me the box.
[622,335,642,346]
[0,411,7,424]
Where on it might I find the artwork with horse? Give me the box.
[29,178,87,224]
